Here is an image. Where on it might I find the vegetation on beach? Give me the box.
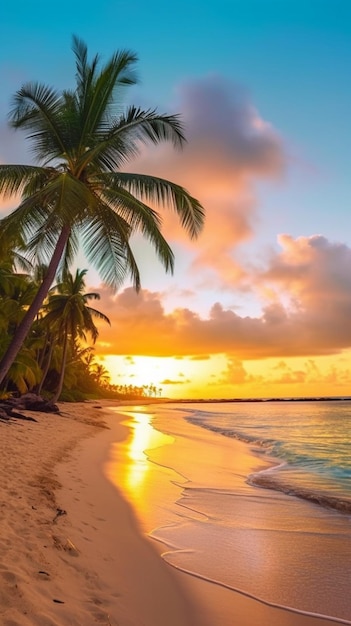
[0,258,171,403]
[0,37,204,402]
[0,259,159,401]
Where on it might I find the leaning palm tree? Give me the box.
[42,268,110,402]
[0,36,204,387]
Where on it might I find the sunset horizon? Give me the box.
[1,1,350,403]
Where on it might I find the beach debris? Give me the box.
[0,403,38,422]
[0,393,59,416]
[14,393,60,413]
[53,598,65,604]
[65,538,80,556]
[0,408,11,422]
[52,534,80,556]
[53,507,67,523]
[38,570,50,578]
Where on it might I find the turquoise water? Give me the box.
[184,400,351,512]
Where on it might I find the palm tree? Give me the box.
[0,36,204,387]
[42,268,110,402]
[0,265,42,394]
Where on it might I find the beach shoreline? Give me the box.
[0,399,347,625]
[0,399,203,626]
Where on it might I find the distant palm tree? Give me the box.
[42,268,110,402]
[91,362,111,388]
[0,36,204,387]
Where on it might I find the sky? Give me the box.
[1,0,351,398]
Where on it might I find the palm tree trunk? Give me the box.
[37,329,50,369]
[37,337,55,396]
[0,226,71,387]
[51,326,69,403]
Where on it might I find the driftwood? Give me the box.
[0,408,11,423]
[0,393,60,423]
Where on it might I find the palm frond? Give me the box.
[81,207,141,289]
[105,172,205,239]
[116,106,186,147]
[72,34,138,153]
[9,82,68,164]
[0,164,51,197]
[78,108,186,174]
[84,305,111,325]
[98,184,175,274]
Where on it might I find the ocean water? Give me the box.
[184,400,351,513]
[110,401,351,625]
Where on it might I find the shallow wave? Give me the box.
[186,415,274,449]
[249,471,351,515]
[186,414,351,515]
[157,550,351,626]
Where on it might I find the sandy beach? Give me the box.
[0,400,346,626]
[0,400,202,626]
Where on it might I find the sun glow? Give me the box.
[96,351,351,400]
[97,354,219,397]
[98,353,238,399]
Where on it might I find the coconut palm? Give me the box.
[0,36,204,387]
[42,268,110,402]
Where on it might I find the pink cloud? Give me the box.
[126,75,286,286]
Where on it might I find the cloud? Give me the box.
[161,378,188,385]
[0,196,19,215]
[218,358,259,385]
[0,120,32,216]
[94,234,351,359]
[258,234,351,330]
[217,357,351,392]
[127,74,286,287]
[265,358,351,389]
[176,75,284,181]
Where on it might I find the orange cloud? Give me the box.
[0,121,29,215]
[0,197,18,215]
[94,234,351,360]
[218,358,259,385]
[161,378,189,385]
[215,357,351,397]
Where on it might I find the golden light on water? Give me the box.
[111,411,173,500]
[125,412,153,491]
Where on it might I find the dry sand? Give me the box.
[0,400,345,626]
[0,400,200,626]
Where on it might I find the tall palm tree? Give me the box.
[0,36,204,387]
[42,268,110,402]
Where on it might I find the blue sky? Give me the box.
[1,0,350,397]
[2,0,349,242]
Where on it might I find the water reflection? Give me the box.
[113,411,173,500]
